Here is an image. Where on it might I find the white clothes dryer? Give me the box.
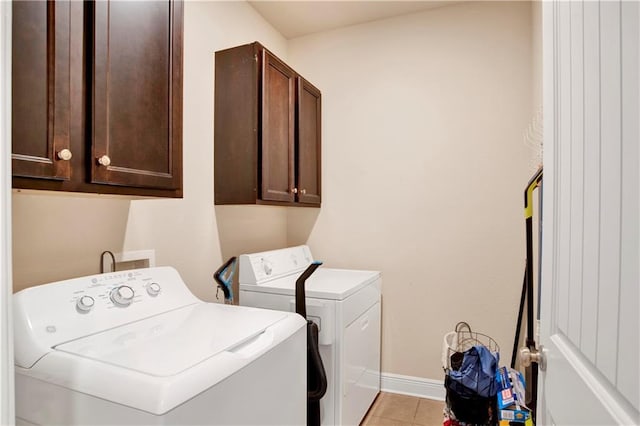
[13,266,306,425]
[239,245,381,426]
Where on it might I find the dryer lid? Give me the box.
[54,303,287,377]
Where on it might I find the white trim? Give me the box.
[538,1,557,423]
[380,372,445,401]
[0,0,14,424]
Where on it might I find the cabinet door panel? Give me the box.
[261,50,295,203]
[91,0,182,189]
[12,1,71,180]
[297,77,321,205]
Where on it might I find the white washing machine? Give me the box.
[13,266,306,425]
[239,245,381,426]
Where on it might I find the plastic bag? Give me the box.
[447,345,499,398]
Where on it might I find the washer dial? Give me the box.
[110,285,135,307]
[147,282,161,297]
[76,295,95,313]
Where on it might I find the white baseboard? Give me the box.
[380,372,446,401]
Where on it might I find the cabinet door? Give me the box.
[91,0,183,190]
[296,77,321,205]
[12,1,71,180]
[261,50,295,203]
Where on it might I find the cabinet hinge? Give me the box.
[254,54,258,62]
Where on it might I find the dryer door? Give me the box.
[343,301,381,426]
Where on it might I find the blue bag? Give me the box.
[447,345,499,398]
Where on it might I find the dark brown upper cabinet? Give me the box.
[12,1,71,181]
[214,42,321,207]
[296,76,321,205]
[90,0,182,190]
[12,1,183,197]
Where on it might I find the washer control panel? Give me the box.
[65,269,169,314]
[13,266,200,368]
[239,245,314,284]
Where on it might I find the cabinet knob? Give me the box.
[291,188,298,194]
[97,155,111,167]
[300,189,306,195]
[57,149,73,161]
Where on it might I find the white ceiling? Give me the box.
[248,1,456,39]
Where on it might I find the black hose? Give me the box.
[295,262,322,318]
[307,320,327,401]
[295,261,327,426]
[100,250,116,273]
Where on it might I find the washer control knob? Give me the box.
[147,282,161,297]
[76,295,95,313]
[110,285,135,307]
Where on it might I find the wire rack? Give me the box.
[442,322,499,372]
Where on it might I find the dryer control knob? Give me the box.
[76,295,95,313]
[147,282,161,297]
[110,285,135,307]
[262,259,273,276]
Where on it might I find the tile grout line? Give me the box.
[412,397,420,424]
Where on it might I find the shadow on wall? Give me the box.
[286,207,321,247]
[12,190,131,292]
[214,204,320,303]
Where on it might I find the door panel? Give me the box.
[91,0,182,189]
[595,0,622,384]
[579,0,600,363]
[540,1,639,424]
[297,77,321,205]
[261,50,295,202]
[617,0,640,406]
[555,0,571,337]
[566,0,584,344]
[12,1,70,180]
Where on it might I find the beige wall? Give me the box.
[12,191,131,291]
[532,0,543,111]
[12,1,290,298]
[123,0,291,302]
[12,1,538,384]
[287,1,535,380]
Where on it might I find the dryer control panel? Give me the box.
[239,245,314,284]
[13,266,200,368]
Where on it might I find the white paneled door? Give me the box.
[540,1,639,425]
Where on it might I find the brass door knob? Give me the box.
[519,345,546,371]
[300,189,307,195]
[56,149,73,161]
[291,188,298,194]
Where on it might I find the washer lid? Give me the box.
[54,303,287,377]
[240,268,380,300]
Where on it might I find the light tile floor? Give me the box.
[361,392,445,426]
